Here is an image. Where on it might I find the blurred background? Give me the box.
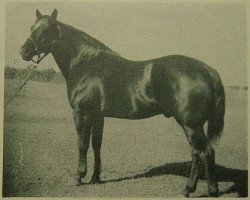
[5,2,247,87]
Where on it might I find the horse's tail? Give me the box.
[206,66,225,143]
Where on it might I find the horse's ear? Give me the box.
[36,9,42,19]
[51,9,58,20]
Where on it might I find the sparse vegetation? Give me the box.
[4,66,64,83]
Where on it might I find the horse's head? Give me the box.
[19,9,62,64]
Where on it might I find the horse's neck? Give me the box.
[51,22,117,81]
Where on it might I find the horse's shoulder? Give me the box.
[69,76,102,110]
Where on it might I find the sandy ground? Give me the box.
[3,79,248,197]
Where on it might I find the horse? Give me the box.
[19,9,225,197]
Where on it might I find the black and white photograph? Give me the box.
[3,1,248,198]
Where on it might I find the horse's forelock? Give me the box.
[31,17,50,32]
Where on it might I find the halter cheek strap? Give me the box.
[32,52,48,64]
[27,36,58,64]
[26,37,48,64]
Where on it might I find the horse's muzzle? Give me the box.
[19,47,33,61]
[19,38,36,61]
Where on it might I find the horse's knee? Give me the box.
[74,113,93,156]
[74,111,92,132]
[78,139,89,154]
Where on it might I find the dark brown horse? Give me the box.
[19,9,225,197]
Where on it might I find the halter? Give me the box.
[27,24,62,64]
[27,36,56,64]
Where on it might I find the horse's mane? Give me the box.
[59,21,120,59]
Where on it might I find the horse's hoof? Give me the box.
[208,187,219,197]
[90,176,101,184]
[75,182,81,186]
[75,179,82,186]
[209,192,219,197]
[183,186,195,198]
[183,189,191,197]
[75,175,84,186]
[183,190,190,198]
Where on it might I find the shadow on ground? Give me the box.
[102,161,247,197]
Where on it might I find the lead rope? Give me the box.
[5,25,61,107]
[4,65,37,107]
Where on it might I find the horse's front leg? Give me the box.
[90,115,104,184]
[74,110,93,186]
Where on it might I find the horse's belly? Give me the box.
[101,88,161,119]
[102,102,161,119]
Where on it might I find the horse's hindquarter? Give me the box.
[155,55,215,126]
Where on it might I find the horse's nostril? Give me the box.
[25,48,31,55]
[20,47,31,56]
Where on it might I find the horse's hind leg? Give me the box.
[183,148,200,197]
[74,110,92,186]
[200,144,218,196]
[180,124,218,197]
[90,115,104,184]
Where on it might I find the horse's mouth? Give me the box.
[20,47,47,64]
[21,54,33,61]
[20,50,48,64]
[19,47,35,61]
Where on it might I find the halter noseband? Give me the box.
[27,36,56,64]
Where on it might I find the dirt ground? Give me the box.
[3,79,248,197]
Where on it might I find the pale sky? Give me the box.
[6,2,247,86]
